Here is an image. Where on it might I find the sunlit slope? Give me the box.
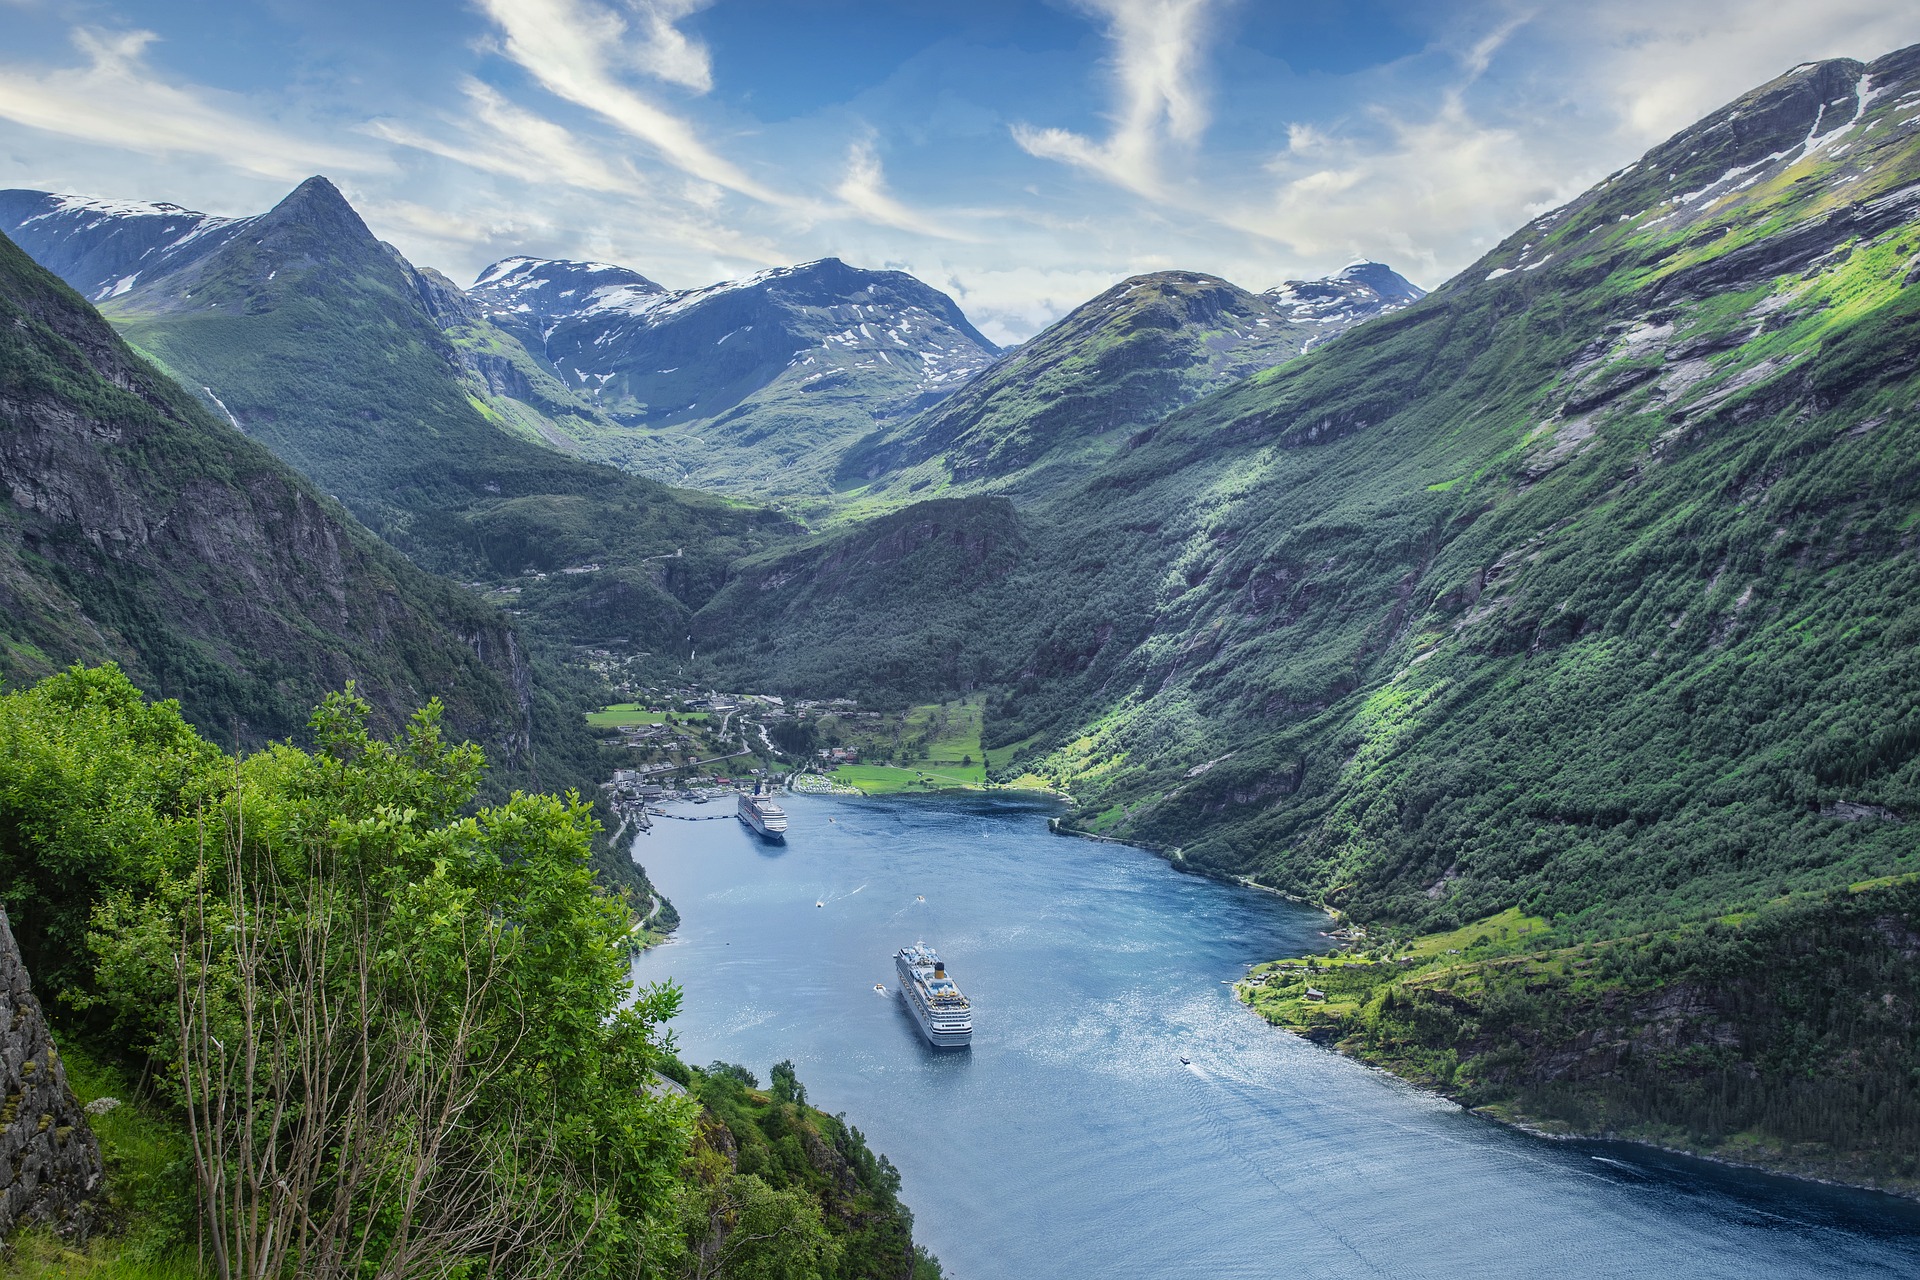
[1002,47,1920,930]
[837,263,1421,511]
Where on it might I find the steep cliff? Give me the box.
[0,907,101,1244]
[0,227,534,755]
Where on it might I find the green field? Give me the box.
[831,762,986,794]
[585,703,709,728]
[824,696,987,792]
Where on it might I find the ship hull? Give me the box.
[894,951,972,1049]
[736,794,787,841]
[737,810,786,841]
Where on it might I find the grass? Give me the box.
[1239,907,1555,1036]
[585,704,708,728]
[1397,907,1549,960]
[831,762,984,794]
[818,697,990,793]
[2,1036,201,1279]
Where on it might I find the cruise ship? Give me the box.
[894,943,973,1048]
[736,784,787,840]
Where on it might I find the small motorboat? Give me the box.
[874,983,887,994]
[815,900,824,908]
[1179,1056,1191,1066]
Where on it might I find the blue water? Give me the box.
[631,793,1920,1278]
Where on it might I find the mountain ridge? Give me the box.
[834,261,1423,505]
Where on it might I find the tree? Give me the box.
[90,688,698,1280]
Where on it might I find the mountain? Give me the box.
[1263,259,1426,337]
[0,176,790,654]
[697,44,1920,1179]
[0,190,248,304]
[0,225,532,756]
[468,254,1000,499]
[837,263,1421,502]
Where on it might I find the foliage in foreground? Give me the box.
[0,666,936,1279]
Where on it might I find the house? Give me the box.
[1303,988,1327,1002]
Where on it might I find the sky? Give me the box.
[1,1,1916,343]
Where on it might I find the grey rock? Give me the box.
[0,909,102,1244]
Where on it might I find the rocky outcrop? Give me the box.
[0,909,101,1244]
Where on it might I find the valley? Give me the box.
[3,29,1920,1269]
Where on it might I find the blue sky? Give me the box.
[1,0,1916,342]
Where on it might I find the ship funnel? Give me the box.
[934,966,946,978]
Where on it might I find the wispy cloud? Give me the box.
[0,28,378,182]
[834,137,978,241]
[628,0,717,93]
[369,79,647,196]
[1012,0,1218,199]
[473,0,794,206]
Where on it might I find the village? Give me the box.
[581,673,1004,819]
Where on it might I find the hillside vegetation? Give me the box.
[0,666,939,1278]
[693,46,1920,1174]
[100,177,789,656]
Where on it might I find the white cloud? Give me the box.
[1012,0,1218,198]
[1547,0,1920,144]
[473,0,794,206]
[0,28,379,182]
[833,137,978,241]
[368,79,647,196]
[627,0,717,93]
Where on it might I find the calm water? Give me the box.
[631,793,1920,1279]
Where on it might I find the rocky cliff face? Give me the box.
[0,908,101,1244]
[0,225,535,753]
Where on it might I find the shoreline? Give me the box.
[1233,990,1920,1205]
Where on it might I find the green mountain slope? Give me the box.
[710,47,1920,930]
[1025,48,1920,931]
[0,227,534,754]
[691,46,1920,1179]
[835,264,1421,510]
[91,177,787,652]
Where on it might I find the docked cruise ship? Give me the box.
[894,943,973,1048]
[736,785,787,841]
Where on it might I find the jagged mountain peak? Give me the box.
[254,174,365,235]
[1263,259,1426,332]
[1330,260,1425,303]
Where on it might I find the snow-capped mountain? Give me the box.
[471,254,998,420]
[467,254,1002,494]
[0,190,249,303]
[1263,260,1426,343]
[468,256,668,324]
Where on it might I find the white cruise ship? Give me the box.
[894,943,972,1048]
[737,784,787,840]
